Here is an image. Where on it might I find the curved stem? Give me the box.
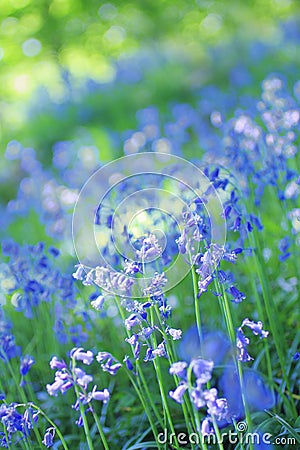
[16,403,69,450]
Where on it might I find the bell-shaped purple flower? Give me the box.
[192,358,214,384]
[169,361,187,378]
[241,318,269,338]
[169,382,188,404]
[91,386,110,403]
[20,354,35,376]
[229,286,246,303]
[201,418,214,436]
[50,356,67,370]
[42,427,55,448]
[71,347,94,365]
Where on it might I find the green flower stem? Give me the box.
[91,408,109,450]
[248,266,273,387]
[3,424,12,450]
[71,358,95,450]
[214,278,254,450]
[125,369,163,449]
[114,295,164,430]
[153,303,197,436]
[186,364,209,450]
[211,415,225,450]
[249,228,297,418]
[149,308,180,450]
[191,263,203,354]
[190,261,224,450]
[243,183,297,417]
[232,418,246,450]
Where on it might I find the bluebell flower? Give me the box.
[169,383,188,404]
[241,318,269,339]
[75,414,84,428]
[169,361,187,378]
[42,427,55,448]
[47,371,74,396]
[218,270,227,283]
[236,328,253,362]
[192,359,214,384]
[136,233,162,262]
[20,354,35,385]
[96,352,122,375]
[229,285,246,303]
[125,314,141,330]
[144,346,154,362]
[90,295,105,310]
[82,270,95,286]
[91,386,110,403]
[250,215,263,231]
[167,328,182,340]
[293,352,300,361]
[143,272,168,297]
[23,406,39,432]
[278,236,291,261]
[141,327,154,339]
[0,403,24,435]
[0,403,38,445]
[197,276,213,298]
[232,216,242,232]
[123,355,134,371]
[201,418,214,436]
[71,348,94,365]
[49,356,67,370]
[125,334,139,346]
[73,368,93,388]
[152,342,167,358]
[170,357,230,422]
[123,260,141,275]
[0,333,21,360]
[48,247,60,258]
[133,341,141,360]
[191,382,206,409]
[203,388,229,421]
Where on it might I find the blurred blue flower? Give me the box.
[178,326,230,364]
[220,366,275,418]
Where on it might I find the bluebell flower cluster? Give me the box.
[1,240,95,348]
[46,347,119,439]
[169,358,230,432]
[0,403,38,448]
[0,308,20,361]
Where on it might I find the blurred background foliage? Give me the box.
[1,0,299,154]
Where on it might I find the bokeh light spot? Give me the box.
[22,38,42,57]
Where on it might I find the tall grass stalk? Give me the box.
[214,277,254,450]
